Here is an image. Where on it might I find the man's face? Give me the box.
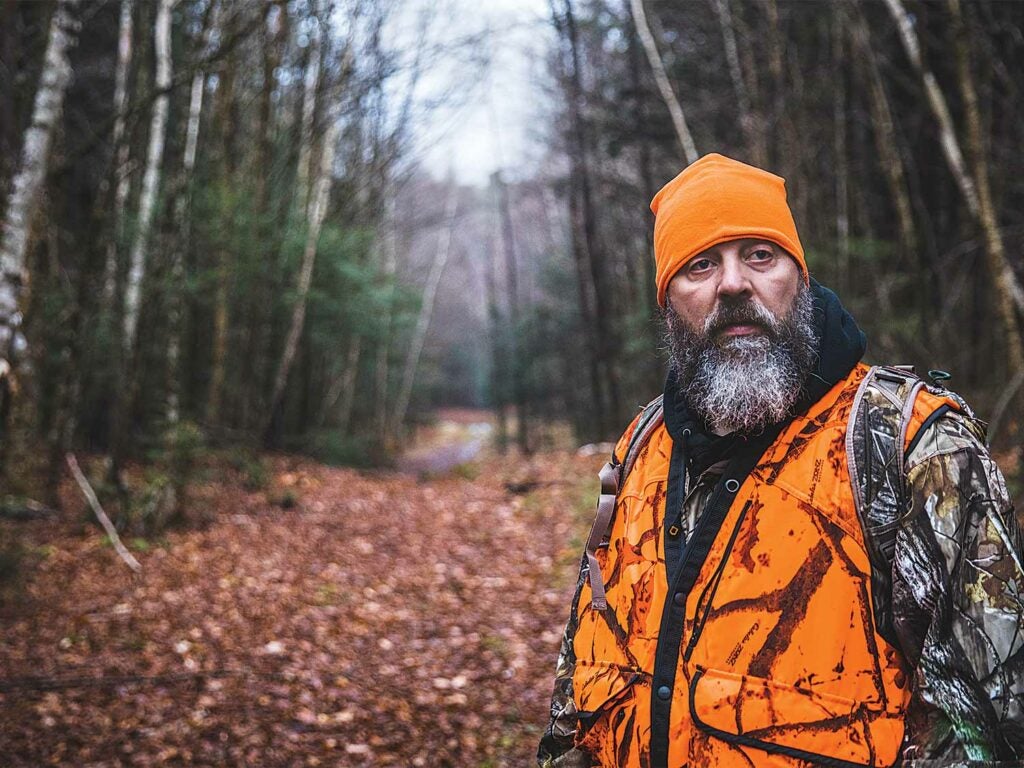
[662,238,817,435]
[665,238,802,341]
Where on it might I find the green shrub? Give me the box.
[303,430,391,469]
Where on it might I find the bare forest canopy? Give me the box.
[2,0,1024,516]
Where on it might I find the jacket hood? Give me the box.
[663,278,866,473]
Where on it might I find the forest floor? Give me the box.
[0,413,606,767]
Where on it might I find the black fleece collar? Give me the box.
[662,279,867,475]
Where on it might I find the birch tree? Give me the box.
[123,0,174,355]
[851,9,917,262]
[390,188,458,438]
[294,17,323,218]
[102,0,134,307]
[883,0,1024,373]
[0,0,80,384]
[629,0,698,164]
[265,117,340,439]
[168,1,221,428]
[555,0,623,435]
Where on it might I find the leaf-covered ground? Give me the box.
[1,446,604,766]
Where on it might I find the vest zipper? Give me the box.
[683,499,752,662]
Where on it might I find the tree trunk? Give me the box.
[948,0,1024,382]
[294,17,322,219]
[264,119,339,442]
[123,0,172,356]
[244,0,288,435]
[484,212,508,452]
[391,187,458,439]
[494,172,529,453]
[0,0,79,376]
[101,0,134,308]
[832,7,850,295]
[108,0,172,487]
[0,0,80,466]
[629,0,698,164]
[883,0,1024,374]
[761,0,801,222]
[206,15,238,427]
[714,0,766,166]
[851,10,917,264]
[555,0,623,436]
[167,1,220,430]
[320,334,361,431]
[374,197,397,444]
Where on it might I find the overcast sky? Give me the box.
[391,0,553,187]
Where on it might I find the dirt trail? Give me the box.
[0,448,598,767]
[397,409,494,475]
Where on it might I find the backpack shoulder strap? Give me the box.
[584,395,664,611]
[846,365,926,529]
[845,364,967,644]
[619,395,665,486]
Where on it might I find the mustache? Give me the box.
[704,298,780,336]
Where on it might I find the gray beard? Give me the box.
[662,285,819,435]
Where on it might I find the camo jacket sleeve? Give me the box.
[538,416,646,768]
[536,554,592,767]
[896,410,1024,764]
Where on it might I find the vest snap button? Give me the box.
[657,685,672,700]
[724,478,740,493]
[673,592,685,606]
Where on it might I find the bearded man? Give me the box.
[538,154,1024,767]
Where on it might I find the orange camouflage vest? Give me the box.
[571,363,958,767]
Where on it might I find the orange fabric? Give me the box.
[650,153,808,307]
[904,388,962,453]
[571,364,951,767]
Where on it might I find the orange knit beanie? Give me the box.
[650,153,807,307]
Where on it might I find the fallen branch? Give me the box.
[65,453,141,572]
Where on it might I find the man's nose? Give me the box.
[716,256,752,298]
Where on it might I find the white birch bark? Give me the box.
[884,0,1024,321]
[183,1,220,173]
[102,0,134,306]
[267,118,340,425]
[0,0,80,376]
[851,12,916,260]
[947,0,1024,373]
[629,0,698,164]
[294,22,322,217]
[390,189,458,437]
[167,1,219,426]
[67,454,142,572]
[883,0,981,212]
[123,0,173,354]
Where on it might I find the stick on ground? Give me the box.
[66,453,142,572]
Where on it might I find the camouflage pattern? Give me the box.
[896,410,1024,763]
[538,373,1024,767]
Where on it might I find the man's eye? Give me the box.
[748,248,774,263]
[688,258,714,273]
